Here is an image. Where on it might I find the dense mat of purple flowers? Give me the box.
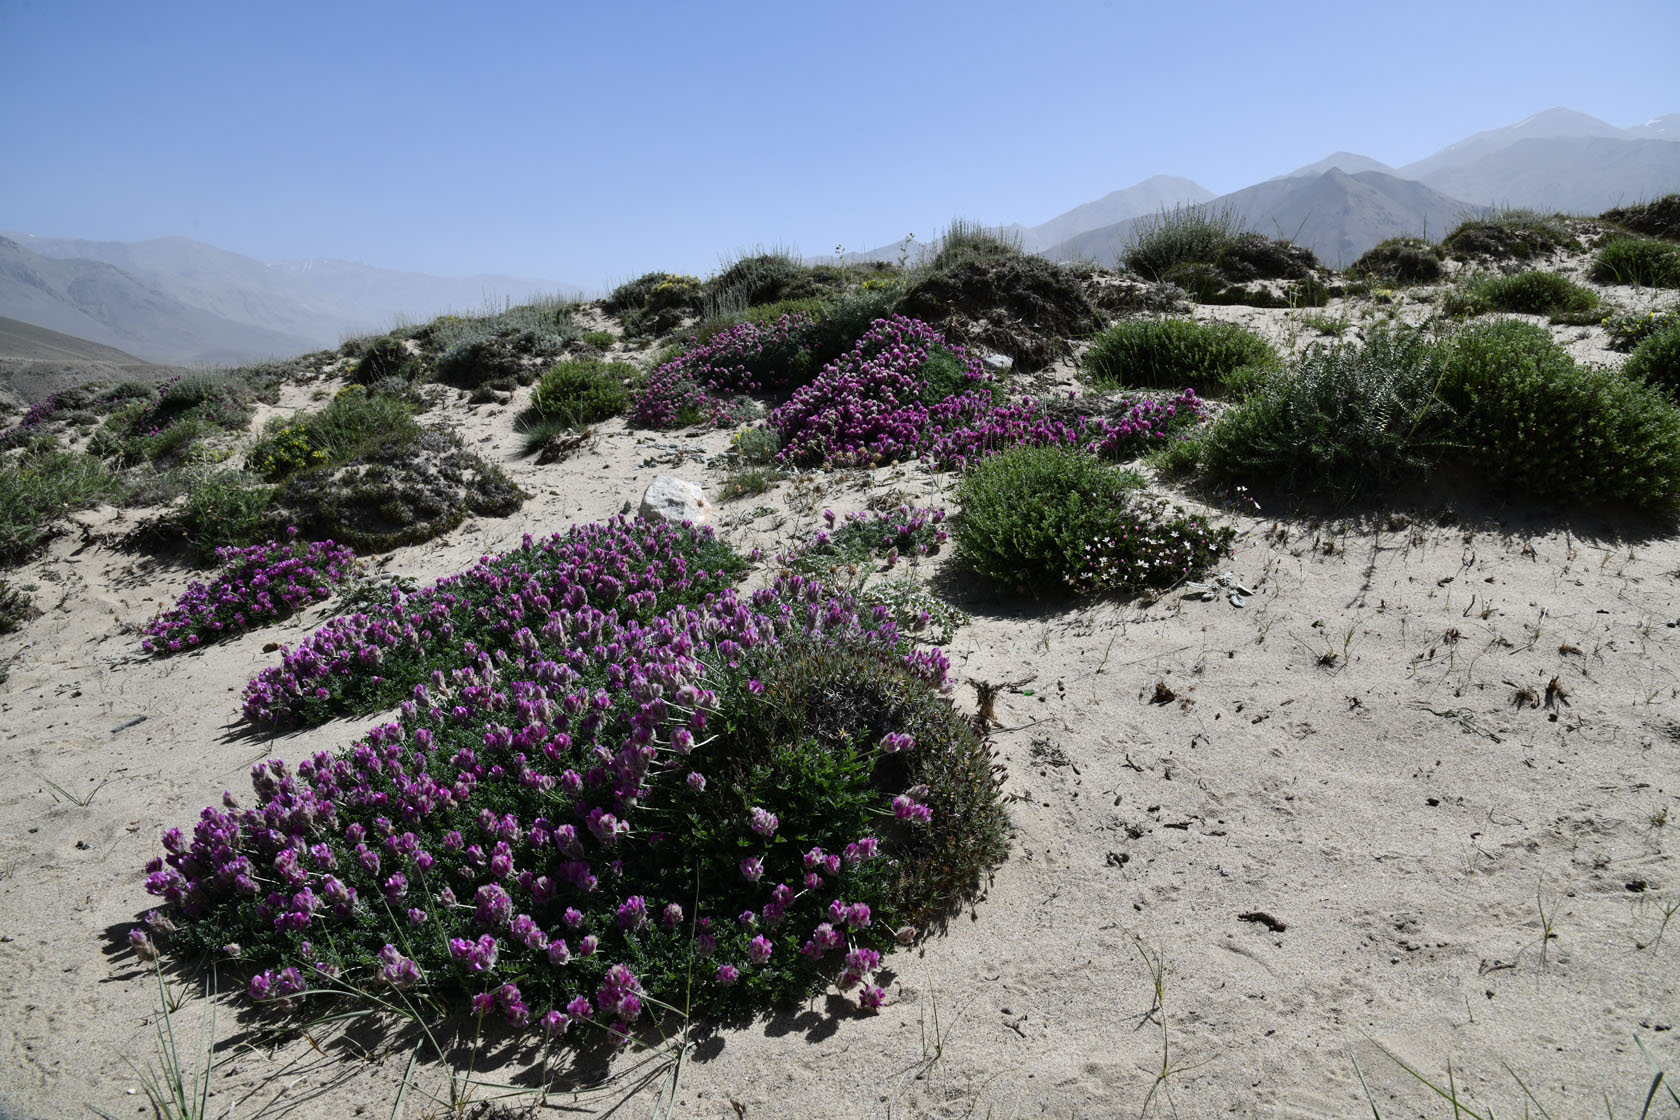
[142,517,1004,1044]
[142,530,359,655]
[629,312,820,429]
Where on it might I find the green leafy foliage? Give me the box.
[1163,327,1449,504]
[951,446,1139,596]
[1620,319,1680,399]
[1591,237,1680,288]
[351,337,419,385]
[528,358,634,427]
[1463,270,1599,317]
[247,386,421,483]
[1439,319,1680,510]
[1084,317,1278,395]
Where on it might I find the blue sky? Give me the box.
[3,0,1676,292]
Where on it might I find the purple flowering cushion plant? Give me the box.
[142,530,359,655]
[629,312,822,429]
[143,518,1005,1040]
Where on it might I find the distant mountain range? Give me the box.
[919,106,1679,270]
[0,233,577,365]
[2,107,1674,366]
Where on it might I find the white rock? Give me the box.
[982,352,1013,372]
[638,476,713,525]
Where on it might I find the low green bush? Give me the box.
[528,358,634,427]
[351,337,418,385]
[1442,210,1578,261]
[433,334,527,389]
[929,220,1024,271]
[1163,327,1449,504]
[1603,307,1680,351]
[1466,270,1599,317]
[247,387,421,482]
[1621,320,1680,398]
[1590,237,1680,288]
[1349,238,1445,284]
[1084,318,1278,395]
[1439,319,1680,510]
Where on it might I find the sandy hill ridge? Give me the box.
[0,219,1678,1120]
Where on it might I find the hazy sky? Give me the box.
[3,0,1676,292]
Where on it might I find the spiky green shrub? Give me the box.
[1621,320,1680,399]
[1124,204,1246,280]
[1350,238,1445,284]
[168,468,276,564]
[1590,237,1680,288]
[1084,318,1278,395]
[1162,327,1450,503]
[700,251,834,319]
[528,358,634,427]
[1466,271,1599,316]
[1439,319,1680,510]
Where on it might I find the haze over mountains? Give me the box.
[2,107,1675,371]
[0,233,575,366]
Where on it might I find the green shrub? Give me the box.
[528,357,634,427]
[580,329,617,350]
[1084,318,1278,395]
[170,468,277,563]
[433,334,527,389]
[0,451,124,565]
[1439,319,1680,510]
[0,578,32,633]
[351,337,418,385]
[1124,203,1246,280]
[952,446,1141,597]
[1590,237,1680,288]
[1164,327,1450,504]
[275,428,526,552]
[1466,270,1599,316]
[1212,232,1318,281]
[1600,194,1680,242]
[88,373,260,466]
[1442,210,1579,261]
[247,386,421,482]
[1622,320,1680,398]
[1349,238,1445,284]
[700,251,830,319]
[1603,307,1680,351]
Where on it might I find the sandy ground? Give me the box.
[1,289,1677,1120]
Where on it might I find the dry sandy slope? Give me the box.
[0,289,1677,1119]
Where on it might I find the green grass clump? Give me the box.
[1349,237,1446,284]
[1591,237,1680,288]
[1600,194,1680,242]
[1621,319,1680,399]
[1442,209,1579,262]
[88,372,268,466]
[1124,204,1246,281]
[1084,317,1278,396]
[0,451,125,565]
[1163,327,1449,504]
[929,219,1024,271]
[528,357,634,427]
[169,468,276,563]
[1466,270,1600,317]
[1439,319,1680,510]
